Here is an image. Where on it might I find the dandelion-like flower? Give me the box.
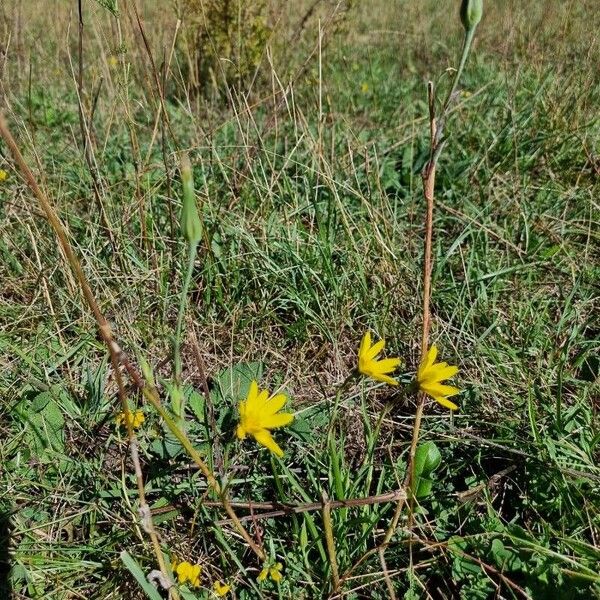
[258,562,283,583]
[236,381,294,458]
[115,409,145,429]
[213,580,231,596]
[171,558,202,588]
[417,345,461,410]
[0,169,8,182]
[358,332,401,386]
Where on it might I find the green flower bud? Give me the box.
[460,0,483,31]
[180,153,202,245]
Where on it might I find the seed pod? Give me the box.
[460,0,483,31]
[180,153,202,245]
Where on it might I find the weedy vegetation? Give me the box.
[0,0,599,598]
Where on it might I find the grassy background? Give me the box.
[1,0,599,598]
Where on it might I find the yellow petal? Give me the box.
[433,396,459,410]
[260,412,294,429]
[270,566,283,582]
[262,393,287,415]
[253,429,284,457]
[371,372,399,386]
[189,564,202,587]
[247,380,259,405]
[359,332,371,359]
[366,338,385,360]
[236,423,246,440]
[372,357,401,373]
[258,568,269,582]
[421,363,458,383]
[213,581,231,596]
[256,389,270,408]
[418,345,438,379]
[421,381,461,398]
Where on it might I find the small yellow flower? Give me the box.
[213,580,231,596]
[417,345,461,410]
[269,562,283,582]
[108,55,119,68]
[236,381,294,458]
[258,562,283,583]
[0,169,8,182]
[171,558,202,588]
[115,409,145,429]
[358,332,401,386]
[361,82,369,93]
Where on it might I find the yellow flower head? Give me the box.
[213,580,231,596]
[171,558,202,588]
[236,381,294,458]
[258,562,283,583]
[115,409,145,429]
[417,345,460,410]
[108,55,119,68]
[358,332,401,386]
[361,82,369,93]
[0,169,8,182]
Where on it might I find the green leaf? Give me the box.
[15,388,67,459]
[212,362,263,407]
[415,477,434,499]
[186,387,205,422]
[119,551,164,600]
[490,538,523,571]
[414,441,442,478]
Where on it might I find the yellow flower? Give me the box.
[171,558,202,588]
[213,580,231,596]
[258,562,283,583]
[269,562,283,582]
[115,409,145,429]
[361,82,369,93]
[0,169,8,182]
[358,332,401,386]
[236,381,294,458]
[417,345,461,410]
[108,55,119,68]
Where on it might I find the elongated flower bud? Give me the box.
[460,0,483,31]
[180,153,202,245]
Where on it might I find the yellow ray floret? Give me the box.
[417,345,461,410]
[115,409,145,429]
[171,558,202,588]
[358,331,401,386]
[236,381,294,458]
[258,562,284,583]
[213,580,231,596]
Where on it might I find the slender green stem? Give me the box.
[326,372,357,440]
[443,27,476,114]
[173,240,198,394]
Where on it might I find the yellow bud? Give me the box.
[460,0,483,31]
[180,154,202,245]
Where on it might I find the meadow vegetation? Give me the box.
[0,0,599,598]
